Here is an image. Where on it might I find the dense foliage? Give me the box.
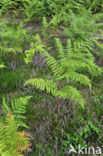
[0,0,103,155]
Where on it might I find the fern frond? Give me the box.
[0,114,30,156]
[66,39,72,54]
[0,20,29,56]
[57,71,91,89]
[41,50,62,77]
[25,42,35,64]
[55,38,66,59]
[63,9,103,42]
[2,96,32,128]
[56,85,84,109]
[41,17,49,37]
[2,97,11,114]
[25,35,102,109]
[24,78,58,96]
[35,35,62,77]
[0,64,6,68]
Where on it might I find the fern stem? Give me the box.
[56,81,62,110]
[14,52,16,61]
[56,98,60,110]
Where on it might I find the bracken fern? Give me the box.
[24,35,102,109]
[0,96,32,156]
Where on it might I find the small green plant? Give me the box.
[62,133,85,152]
[62,120,100,152]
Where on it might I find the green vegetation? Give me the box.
[0,0,103,155]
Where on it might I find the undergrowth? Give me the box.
[0,0,103,155]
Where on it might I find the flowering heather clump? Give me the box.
[33,53,46,68]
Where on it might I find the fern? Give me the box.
[62,9,103,59]
[25,35,102,109]
[41,17,49,38]
[0,20,29,56]
[22,0,45,21]
[25,42,36,64]
[0,0,22,10]
[0,64,6,68]
[2,96,32,128]
[63,8,103,42]
[0,96,32,155]
[25,78,58,96]
[56,85,85,107]
[41,16,61,38]
[55,38,66,59]
[70,0,103,12]
[0,114,30,156]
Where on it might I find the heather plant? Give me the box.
[27,88,103,155]
[62,121,100,152]
[25,93,102,155]
[33,53,46,68]
[31,90,103,155]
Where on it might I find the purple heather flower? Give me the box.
[55,136,58,140]
[61,129,64,136]
[33,53,46,68]
[24,23,33,29]
[54,145,57,154]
